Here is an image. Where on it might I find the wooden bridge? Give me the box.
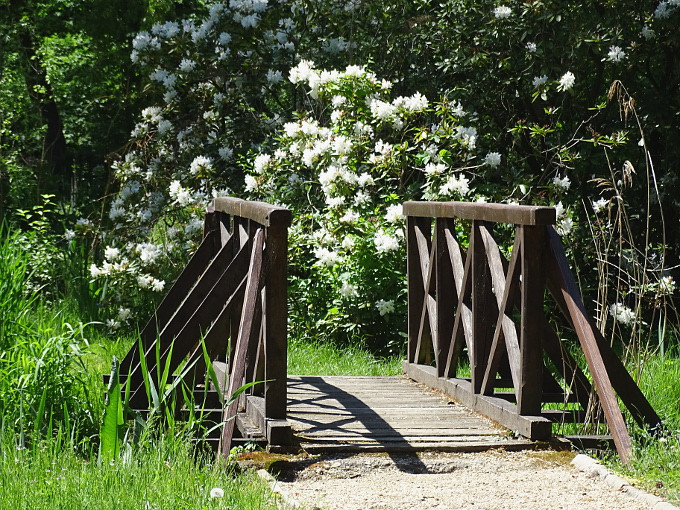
[111,197,661,465]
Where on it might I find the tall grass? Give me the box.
[0,431,276,510]
[288,336,402,376]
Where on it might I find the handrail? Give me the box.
[403,201,556,225]
[403,200,659,465]
[212,196,291,227]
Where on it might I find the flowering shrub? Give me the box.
[242,61,487,351]
[83,0,677,355]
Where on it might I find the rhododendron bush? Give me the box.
[85,0,678,353]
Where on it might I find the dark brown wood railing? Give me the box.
[403,201,661,465]
[117,197,291,455]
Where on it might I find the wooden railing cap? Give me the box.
[212,197,292,227]
[403,201,556,225]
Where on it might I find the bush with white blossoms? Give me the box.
[240,62,490,352]
[82,0,677,354]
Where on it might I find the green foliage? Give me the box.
[0,431,276,509]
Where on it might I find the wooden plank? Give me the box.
[518,224,546,415]
[435,218,455,376]
[404,201,556,226]
[127,236,250,405]
[120,229,220,377]
[212,196,291,228]
[264,217,289,423]
[407,216,430,363]
[414,219,436,365]
[545,226,633,465]
[443,229,473,377]
[479,229,522,395]
[219,229,265,456]
[404,362,552,441]
[471,221,495,394]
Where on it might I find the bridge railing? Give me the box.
[117,197,291,455]
[403,200,660,465]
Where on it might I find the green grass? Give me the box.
[0,434,276,510]
[287,336,403,376]
[619,354,680,505]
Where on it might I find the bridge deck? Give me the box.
[286,375,535,453]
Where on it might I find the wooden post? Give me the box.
[407,216,429,364]
[435,218,455,377]
[264,209,290,421]
[471,220,494,394]
[517,225,545,415]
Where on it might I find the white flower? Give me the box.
[289,59,316,84]
[552,175,571,191]
[654,1,671,18]
[244,175,259,192]
[532,75,548,88]
[210,488,225,499]
[554,201,565,218]
[483,152,502,168]
[609,303,635,325]
[64,229,76,241]
[104,246,120,261]
[557,71,575,92]
[376,299,395,316]
[341,236,355,250]
[253,154,272,174]
[266,69,283,83]
[592,197,609,213]
[556,217,574,236]
[607,45,625,63]
[357,173,374,187]
[658,276,676,296]
[314,247,341,267]
[424,162,446,175]
[440,174,471,197]
[385,204,404,223]
[89,264,103,278]
[107,318,121,331]
[118,307,132,322]
[374,230,400,252]
[151,278,165,292]
[340,210,360,224]
[526,42,537,52]
[189,156,213,176]
[493,6,512,18]
[178,58,196,72]
[339,281,359,298]
[169,180,193,206]
[136,242,161,264]
[219,147,233,161]
[641,25,656,40]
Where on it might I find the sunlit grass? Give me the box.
[288,336,402,376]
[0,434,276,510]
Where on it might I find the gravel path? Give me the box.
[269,450,676,510]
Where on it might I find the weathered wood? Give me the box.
[264,217,289,420]
[219,229,265,456]
[471,221,495,394]
[435,218,456,376]
[545,226,633,465]
[287,375,535,453]
[479,229,522,395]
[402,363,552,441]
[517,225,546,415]
[120,229,221,377]
[213,196,292,228]
[404,201,556,226]
[407,216,429,364]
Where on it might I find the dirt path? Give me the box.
[268,450,676,510]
